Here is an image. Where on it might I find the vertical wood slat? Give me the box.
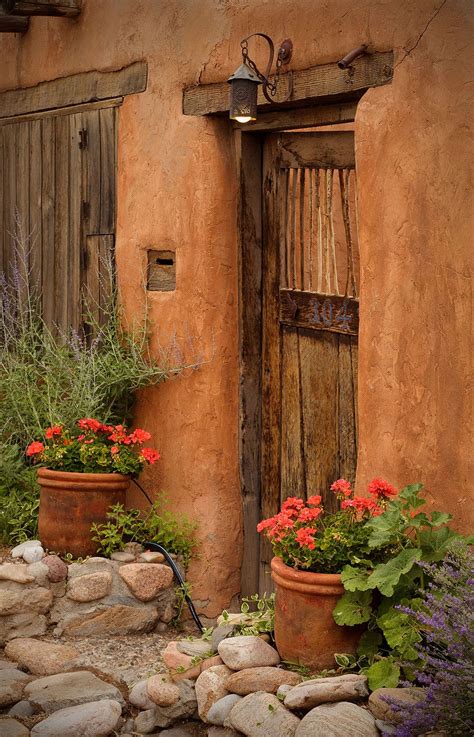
[68,112,82,330]
[280,328,305,501]
[41,116,55,329]
[299,168,305,290]
[0,127,4,274]
[3,124,18,282]
[99,106,116,234]
[54,115,69,334]
[290,167,297,289]
[29,119,42,302]
[308,169,313,292]
[16,122,30,307]
[282,168,289,289]
[338,334,357,484]
[83,109,101,235]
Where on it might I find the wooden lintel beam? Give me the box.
[0,12,28,31]
[0,62,147,119]
[183,51,393,117]
[234,102,357,133]
[0,0,81,16]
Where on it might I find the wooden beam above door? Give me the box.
[0,0,81,17]
[0,62,147,119]
[0,12,28,30]
[183,51,393,117]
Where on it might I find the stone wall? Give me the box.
[0,549,177,645]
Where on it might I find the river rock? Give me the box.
[133,708,157,734]
[140,551,165,563]
[368,687,426,724]
[42,555,68,582]
[22,545,45,563]
[67,571,113,602]
[63,604,159,635]
[111,551,136,562]
[162,641,195,671]
[218,636,280,670]
[11,540,41,557]
[0,587,53,616]
[26,561,50,586]
[226,667,300,696]
[207,729,242,737]
[5,637,80,676]
[0,669,31,707]
[196,665,233,721]
[145,679,198,729]
[0,564,35,584]
[146,674,180,706]
[30,699,122,737]
[0,718,29,737]
[129,679,156,709]
[0,613,47,645]
[25,670,124,713]
[284,674,368,710]
[8,700,36,717]
[211,624,235,651]
[177,639,215,658]
[119,563,174,601]
[207,694,242,726]
[229,692,300,736]
[295,701,379,737]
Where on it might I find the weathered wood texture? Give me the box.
[0,62,147,118]
[280,289,359,335]
[279,132,355,169]
[233,102,356,132]
[183,51,393,116]
[0,13,28,30]
[0,106,117,334]
[0,0,81,15]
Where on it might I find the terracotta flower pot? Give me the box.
[37,468,130,558]
[271,556,362,670]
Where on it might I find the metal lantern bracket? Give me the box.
[240,33,293,103]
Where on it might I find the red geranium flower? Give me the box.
[141,448,160,464]
[45,425,63,439]
[26,441,45,457]
[307,495,322,506]
[295,527,316,550]
[368,478,397,499]
[331,479,353,498]
[129,428,152,444]
[77,418,103,433]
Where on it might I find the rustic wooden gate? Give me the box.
[259,131,359,592]
[0,104,117,333]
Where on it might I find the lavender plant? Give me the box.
[390,542,474,736]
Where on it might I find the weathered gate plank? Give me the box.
[41,116,55,328]
[280,327,305,501]
[29,119,42,300]
[338,334,358,484]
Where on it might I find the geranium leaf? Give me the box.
[377,607,422,660]
[357,629,383,658]
[333,590,373,626]
[398,483,424,503]
[366,658,400,690]
[429,511,452,527]
[418,526,459,561]
[366,509,402,548]
[366,548,422,596]
[341,565,373,592]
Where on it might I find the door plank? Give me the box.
[99,106,116,234]
[299,329,339,512]
[41,116,55,329]
[68,112,82,330]
[280,327,306,501]
[53,115,69,334]
[0,127,4,273]
[280,132,355,170]
[338,334,358,484]
[82,109,101,235]
[29,118,42,302]
[3,123,18,282]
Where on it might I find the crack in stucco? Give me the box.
[395,0,449,68]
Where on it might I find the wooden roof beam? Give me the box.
[183,51,393,117]
[0,12,28,31]
[0,0,81,16]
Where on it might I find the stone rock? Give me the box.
[67,558,114,579]
[11,540,41,557]
[195,665,233,722]
[162,641,194,671]
[111,551,136,562]
[207,694,243,726]
[276,684,294,701]
[26,561,50,586]
[67,571,113,602]
[207,729,242,737]
[119,563,174,601]
[177,639,215,658]
[140,679,198,730]
[284,674,369,710]
[0,718,29,737]
[8,700,36,717]
[134,708,157,734]
[42,555,68,582]
[25,670,125,713]
[30,699,122,737]
[140,551,165,563]
[160,602,175,623]
[218,637,280,670]
[129,679,156,709]
[159,725,202,737]
[368,687,426,724]
[0,613,47,645]
[0,564,35,584]
[63,604,159,636]
[147,675,180,706]
[0,659,18,670]
[5,638,80,676]
[229,692,300,737]
[226,667,300,696]
[123,542,144,555]
[0,587,53,616]
[375,720,397,735]
[22,545,45,564]
[0,669,31,707]
[216,613,253,627]
[295,702,378,737]
[211,624,235,652]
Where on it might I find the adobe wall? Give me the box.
[1,0,472,614]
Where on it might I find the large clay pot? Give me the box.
[271,556,362,669]
[37,468,130,558]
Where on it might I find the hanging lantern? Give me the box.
[227,63,260,123]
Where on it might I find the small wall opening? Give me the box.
[147,249,176,291]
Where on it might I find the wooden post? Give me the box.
[0,13,28,31]
[0,0,81,16]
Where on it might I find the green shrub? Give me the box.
[0,444,39,544]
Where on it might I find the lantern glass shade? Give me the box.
[228,63,260,123]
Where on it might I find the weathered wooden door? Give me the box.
[259,131,359,592]
[0,105,117,333]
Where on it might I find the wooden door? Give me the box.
[0,105,117,333]
[259,131,359,593]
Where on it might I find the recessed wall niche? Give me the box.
[147,249,176,291]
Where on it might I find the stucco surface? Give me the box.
[0,0,472,611]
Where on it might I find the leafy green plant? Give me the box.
[91,499,197,568]
[0,443,39,544]
[332,482,472,689]
[220,593,275,637]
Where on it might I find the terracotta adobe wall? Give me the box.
[0,0,472,615]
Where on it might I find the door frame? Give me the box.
[235,102,360,596]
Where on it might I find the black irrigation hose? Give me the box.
[131,478,204,633]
